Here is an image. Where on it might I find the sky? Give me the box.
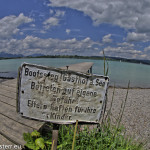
[1,0,150,60]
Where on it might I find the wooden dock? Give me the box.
[0,62,94,148]
[0,79,44,147]
[60,62,93,73]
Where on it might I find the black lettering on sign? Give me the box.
[31,82,35,89]
[84,107,96,113]
[24,67,59,82]
[44,112,72,120]
[62,88,75,95]
[50,104,64,112]
[27,99,47,110]
[74,106,96,113]
[25,68,29,76]
[62,74,88,85]
[96,79,105,87]
[76,89,97,97]
[65,107,72,113]
[75,106,84,113]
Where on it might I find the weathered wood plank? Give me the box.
[0,134,21,150]
[0,88,16,100]
[0,101,43,130]
[1,79,17,88]
[0,134,22,150]
[0,134,15,145]
[1,83,16,88]
[0,114,33,146]
[0,95,16,107]
[5,78,17,83]
[61,62,94,73]
[2,80,17,87]
[0,79,44,146]
[0,84,17,93]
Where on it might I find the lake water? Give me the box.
[0,58,150,88]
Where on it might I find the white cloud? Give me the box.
[126,32,148,42]
[82,37,91,42]
[0,36,101,56]
[102,34,112,43]
[105,46,141,54]
[144,46,150,52]
[30,24,36,27]
[136,14,150,33]
[0,13,32,39]
[43,9,65,30]
[48,0,149,29]
[43,17,59,29]
[0,34,149,59]
[117,42,134,47]
[141,46,150,59]
[54,10,65,17]
[20,32,24,35]
[49,9,54,14]
[66,29,71,35]
[94,47,99,50]
[100,45,145,59]
[48,0,150,42]
[49,9,65,17]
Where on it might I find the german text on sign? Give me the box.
[17,63,109,124]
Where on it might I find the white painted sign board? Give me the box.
[17,63,109,124]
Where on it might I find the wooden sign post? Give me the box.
[51,124,59,150]
[17,63,109,149]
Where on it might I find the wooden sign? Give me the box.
[17,63,109,124]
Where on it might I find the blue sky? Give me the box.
[0,0,150,60]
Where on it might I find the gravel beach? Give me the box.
[107,88,150,149]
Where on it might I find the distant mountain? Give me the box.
[92,56,150,65]
[0,52,24,58]
[105,56,150,65]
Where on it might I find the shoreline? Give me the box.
[0,55,150,66]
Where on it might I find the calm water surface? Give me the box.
[0,58,150,88]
